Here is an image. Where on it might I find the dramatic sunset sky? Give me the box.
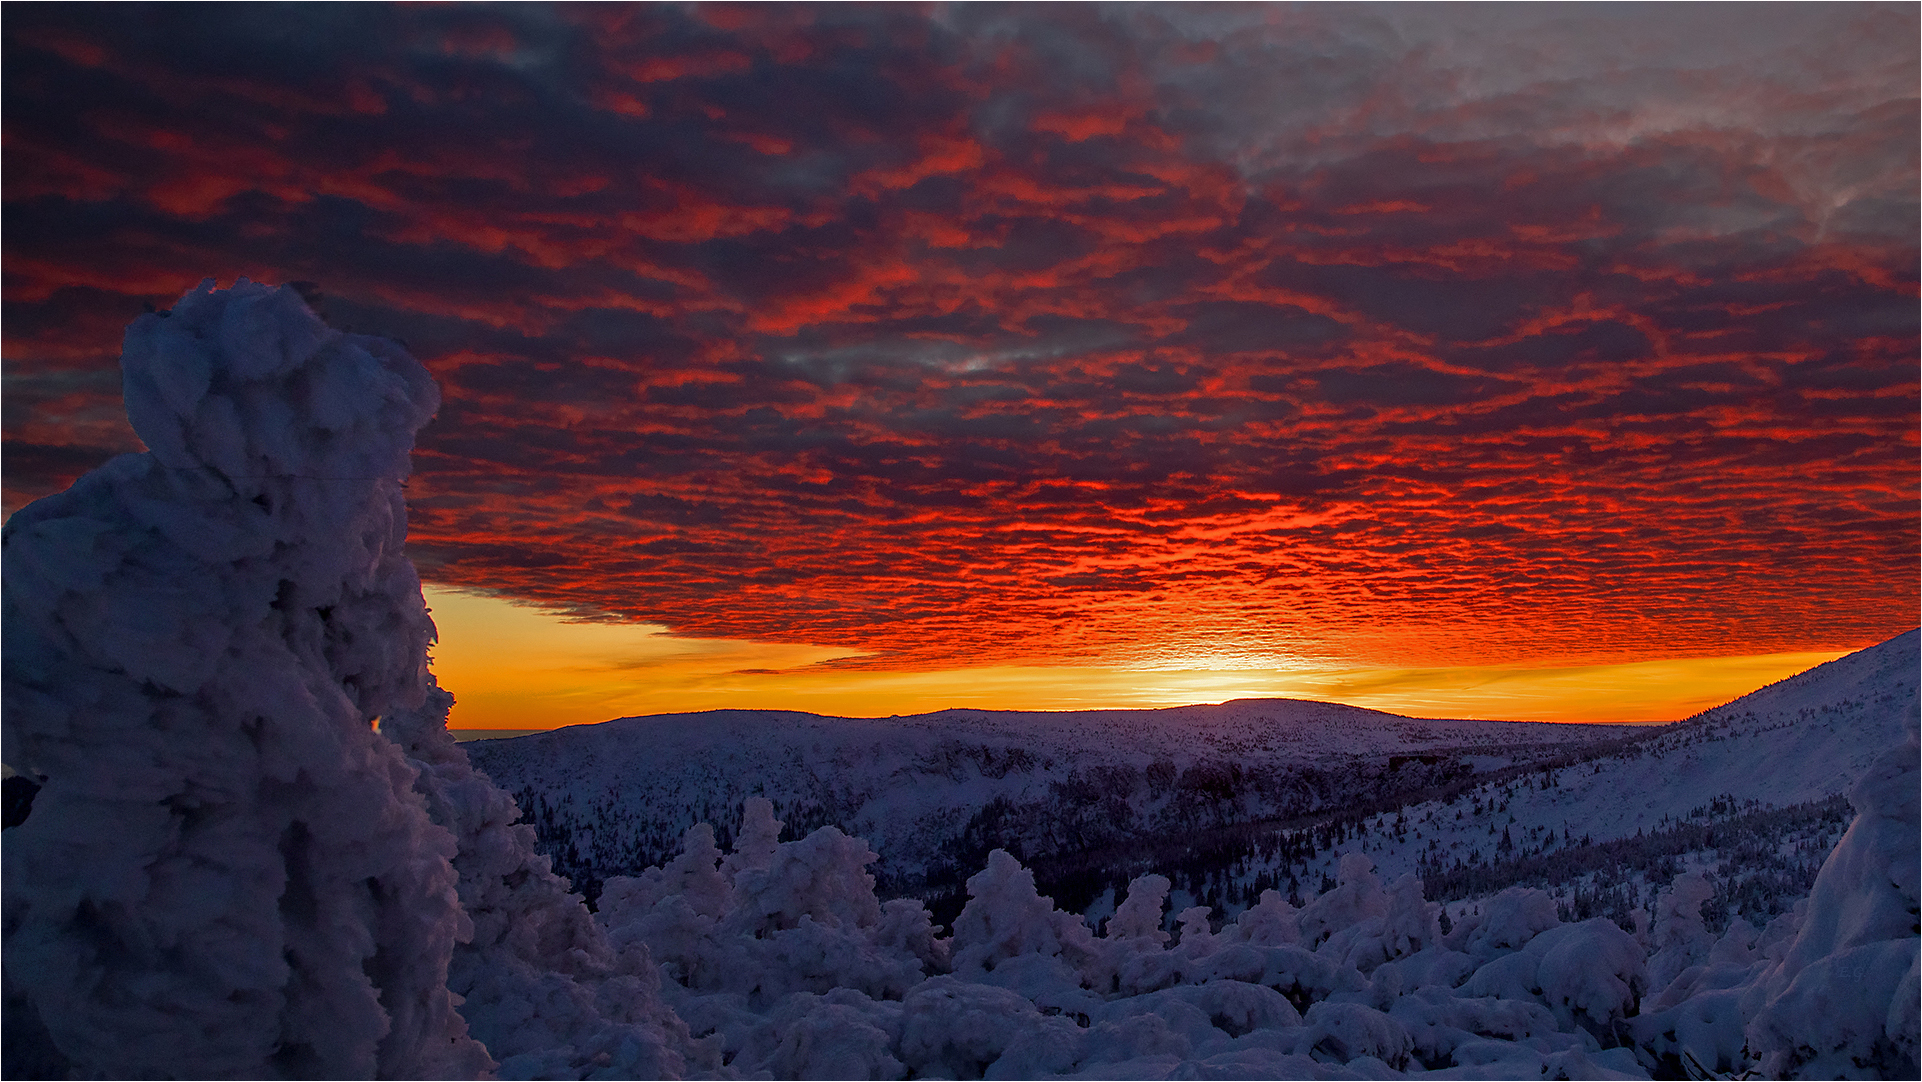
[4,4,1917,730]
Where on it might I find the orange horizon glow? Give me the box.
[425,586,1863,731]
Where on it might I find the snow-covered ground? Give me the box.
[1291,631,1917,894]
[459,631,1918,1079]
[487,632,1917,1079]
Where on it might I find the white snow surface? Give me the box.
[1338,632,1920,886]
[582,699,1915,1079]
[462,638,1918,1080]
[472,632,1917,1080]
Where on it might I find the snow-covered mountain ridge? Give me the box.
[468,631,1917,922]
[469,695,1620,899]
[474,694,1630,796]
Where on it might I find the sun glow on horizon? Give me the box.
[425,585,1858,732]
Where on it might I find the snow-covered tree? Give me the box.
[1742,706,1920,1078]
[2,280,490,1078]
[381,679,711,1078]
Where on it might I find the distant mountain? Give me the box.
[467,693,1625,901]
[463,630,1915,924]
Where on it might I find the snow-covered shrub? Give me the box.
[1388,986,1563,1067]
[2,280,492,1078]
[383,680,711,1079]
[1193,941,1361,1012]
[1297,852,1389,951]
[1631,912,1772,1075]
[874,897,950,975]
[1174,904,1220,957]
[1505,918,1647,1041]
[1104,871,1172,946]
[1636,986,1754,1078]
[898,976,1074,1079]
[727,819,884,938]
[1378,872,1445,961]
[1127,980,1302,1037]
[1646,871,1717,993]
[1312,860,1443,974]
[1449,885,1564,960]
[604,822,733,922]
[1741,710,1920,1079]
[729,988,907,1080]
[978,1016,1089,1079]
[1368,944,1476,999]
[601,799,945,1010]
[1076,1002,1208,1072]
[724,794,783,879]
[1301,999,1412,1069]
[1451,888,1647,1049]
[1228,887,1302,946]
[952,848,1101,980]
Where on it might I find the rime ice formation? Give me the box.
[1741,703,1920,1078]
[380,680,714,1079]
[1,281,491,1078]
[580,754,1914,1079]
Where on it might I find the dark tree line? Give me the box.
[1419,794,1851,933]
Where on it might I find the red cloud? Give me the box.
[5,4,1915,674]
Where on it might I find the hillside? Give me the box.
[468,694,1633,904]
[468,631,1916,925]
[1322,631,1917,874]
[1232,630,1917,931]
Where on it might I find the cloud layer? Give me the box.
[5,4,1916,675]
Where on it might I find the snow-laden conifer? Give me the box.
[2,280,489,1078]
[381,679,711,1078]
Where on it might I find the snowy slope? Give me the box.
[1346,629,1919,886]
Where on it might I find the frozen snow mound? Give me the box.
[1741,700,1919,1079]
[596,801,1670,1079]
[2,280,490,1078]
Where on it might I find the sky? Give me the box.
[4,4,1917,730]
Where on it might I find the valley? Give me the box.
[470,631,1916,940]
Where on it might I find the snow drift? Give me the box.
[2,281,1915,1080]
